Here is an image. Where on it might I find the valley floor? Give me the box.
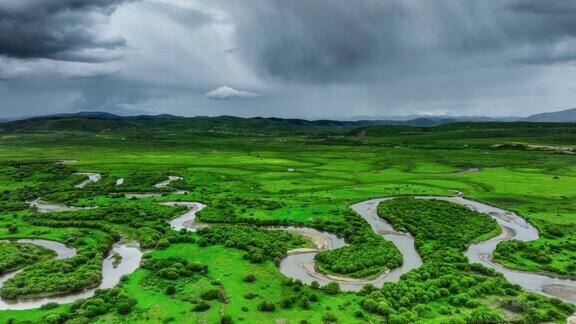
[0,123,574,323]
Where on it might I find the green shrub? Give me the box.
[322,312,337,323]
[258,301,276,312]
[193,301,211,312]
[200,289,223,301]
[323,282,341,295]
[243,274,256,283]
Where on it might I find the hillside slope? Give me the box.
[524,108,576,122]
[0,114,370,135]
[0,113,467,135]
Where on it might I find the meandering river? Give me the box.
[164,196,576,301]
[74,173,101,188]
[274,199,423,291]
[162,200,421,291]
[423,196,576,303]
[154,176,182,188]
[162,201,206,231]
[0,238,141,310]
[15,192,576,310]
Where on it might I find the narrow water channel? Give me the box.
[0,237,141,310]
[418,196,576,304]
[21,193,576,309]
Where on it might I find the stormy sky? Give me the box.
[1,0,576,119]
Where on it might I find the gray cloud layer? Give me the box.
[0,0,575,119]
[228,0,576,82]
[0,0,130,62]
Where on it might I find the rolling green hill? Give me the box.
[3,113,576,139]
[0,114,371,135]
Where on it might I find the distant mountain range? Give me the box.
[341,114,519,123]
[346,107,576,123]
[523,107,576,123]
[0,107,574,134]
[56,107,576,124]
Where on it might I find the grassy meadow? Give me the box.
[0,118,574,323]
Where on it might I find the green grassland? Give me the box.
[0,117,574,323]
[117,243,368,324]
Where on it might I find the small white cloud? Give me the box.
[206,86,260,100]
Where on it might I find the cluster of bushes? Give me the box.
[29,202,185,225]
[224,197,285,212]
[0,160,74,184]
[198,203,403,279]
[192,301,211,312]
[25,217,121,240]
[247,278,323,313]
[198,225,309,263]
[199,288,225,301]
[316,240,401,278]
[141,256,208,279]
[137,227,167,249]
[261,207,404,279]
[540,221,576,239]
[136,225,194,249]
[0,248,104,299]
[198,197,285,223]
[378,198,499,251]
[493,200,576,279]
[25,201,192,249]
[191,286,228,313]
[313,209,402,278]
[0,198,28,213]
[60,230,88,246]
[12,167,90,204]
[494,238,576,277]
[495,240,551,263]
[466,307,504,323]
[2,160,191,208]
[117,172,167,191]
[43,288,137,323]
[76,172,189,196]
[0,161,79,212]
[141,257,224,313]
[41,171,189,204]
[0,241,55,274]
[358,198,576,323]
[278,279,322,310]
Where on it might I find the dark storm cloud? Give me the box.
[508,0,576,14]
[0,0,132,62]
[227,0,576,83]
[142,1,213,28]
[228,0,408,82]
[503,0,576,65]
